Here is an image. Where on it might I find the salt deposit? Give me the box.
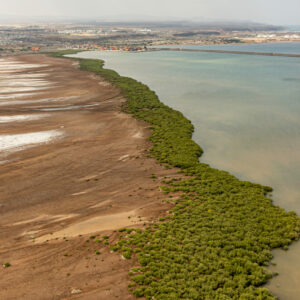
[0,86,52,93]
[0,114,49,123]
[0,130,63,153]
[0,79,51,87]
[0,93,39,100]
[0,64,48,74]
[0,73,47,79]
[0,70,23,73]
[0,63,48,70]
[0,96,79,106]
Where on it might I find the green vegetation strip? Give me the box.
[50,51,300,299]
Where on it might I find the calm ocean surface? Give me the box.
[72,42,300,299]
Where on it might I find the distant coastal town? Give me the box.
[77,44,148,52]
[1,21,300,55]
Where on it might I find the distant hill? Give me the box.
[0,15,284,32]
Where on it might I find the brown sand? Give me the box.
[0,55,179,299]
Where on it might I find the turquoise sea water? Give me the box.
[72,43,300,299]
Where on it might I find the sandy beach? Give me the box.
[0,55,178,299]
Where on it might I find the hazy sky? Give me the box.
[1,0,300,25]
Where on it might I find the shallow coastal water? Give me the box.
[73,43,300,299]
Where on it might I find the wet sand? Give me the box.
[0,55,178,299]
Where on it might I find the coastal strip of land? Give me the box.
[0,54,179,299]
[66,53,300,299]
[0,52,299,300]
[154,47,300,57]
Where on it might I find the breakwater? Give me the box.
[154,47,300,58]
